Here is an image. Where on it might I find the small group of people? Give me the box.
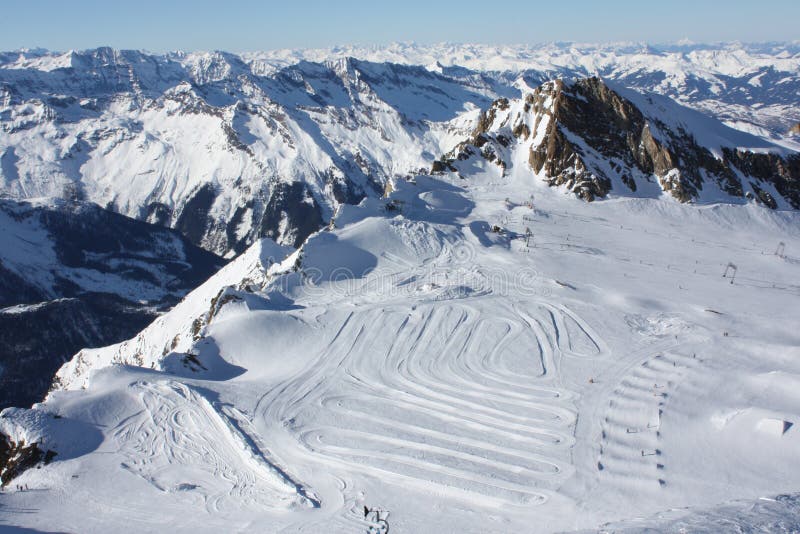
[1,483,29,491]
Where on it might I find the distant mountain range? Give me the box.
[1,43,798,258]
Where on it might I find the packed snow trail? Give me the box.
[113,380,317,512]
[254,300,600,509]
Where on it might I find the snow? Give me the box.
[2,154,800,532]
[0,41,799,532]
[0,299,75,315]
[1,43,798,255]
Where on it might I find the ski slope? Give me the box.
[2,162,800,532]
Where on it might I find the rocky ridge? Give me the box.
[436,77,799,207]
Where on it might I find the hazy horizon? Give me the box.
[1,0,798,54]
[3,39,800,56]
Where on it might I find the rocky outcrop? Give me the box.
[437,77,798,207]
[724,148,800,209]
[0,432,56,487]
[525,78,744,201]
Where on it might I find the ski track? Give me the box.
[596,346,705,494]
[8,158,800,534]
[112,380,315,513]
[257,299,610,508]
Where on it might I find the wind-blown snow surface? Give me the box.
[2,158,800,532]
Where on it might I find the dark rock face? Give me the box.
[0,432,56,487]
[258,182,324,248]
[0,295,157,410]
[431,159,457,174]
[439,77,799,207]
[529,79,625,199]
[175,183,218,248]
[724,149,800,209]
[526,78,745,202]
[0,199,226,410]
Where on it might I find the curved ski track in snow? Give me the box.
[113,380,316,513]
[257,299,609,508]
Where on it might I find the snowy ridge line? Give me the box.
[239,41,800,74]
[7,41,800,73]
[216,403,320,508]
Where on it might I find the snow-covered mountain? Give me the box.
[1,42,800,532]
[2,43,798,258]
[0,198,224,409]
[3,167,800,532]
[247,41,800,138]
[0,48,498,255]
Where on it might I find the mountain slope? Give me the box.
[2,170,799,532]
[0,198,225,409]
[0,50,497,255]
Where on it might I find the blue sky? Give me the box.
[1,0,798,52]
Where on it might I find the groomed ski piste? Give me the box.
[2,156,800,532]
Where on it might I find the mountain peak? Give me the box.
[436,76,799,207]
